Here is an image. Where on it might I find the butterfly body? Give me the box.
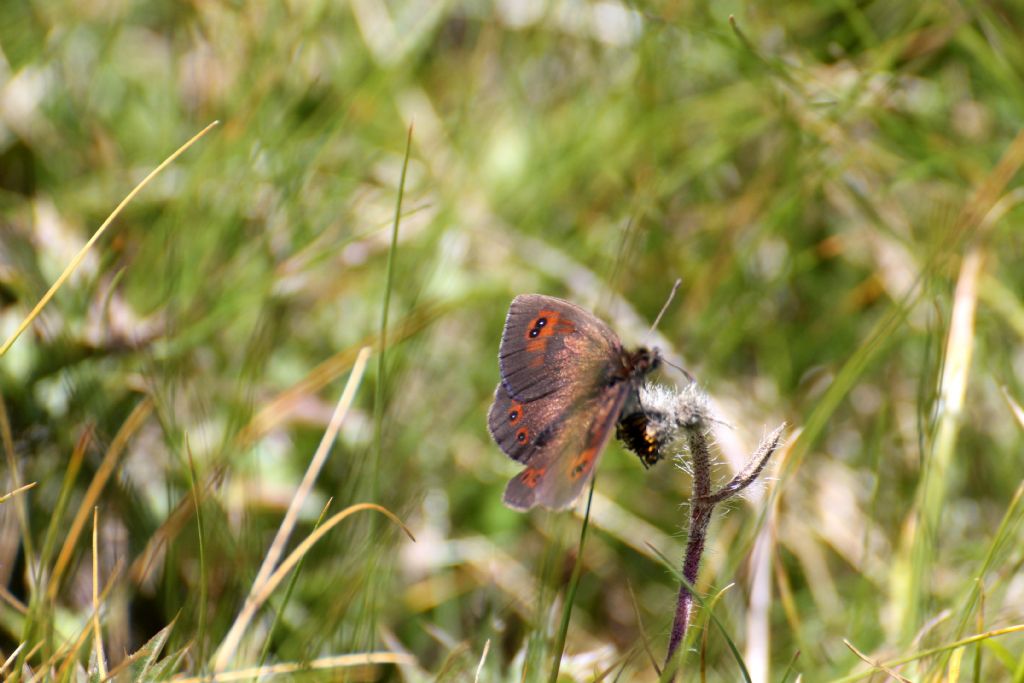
[488,294,659,510]
[615,409,668,468]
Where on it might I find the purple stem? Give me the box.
[664,427,713,671]
[665,501,712,666]
[663,424,785,678]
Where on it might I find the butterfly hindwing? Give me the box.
[503,384,631,510]
[487,383,567,464]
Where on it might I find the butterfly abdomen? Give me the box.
[616,409,667,468]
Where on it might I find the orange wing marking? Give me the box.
[569,447,597,479]
[521,467,546,489]
[524,310,577,365]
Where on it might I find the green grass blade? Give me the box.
[548,477,597,683]
[647,544,752,683]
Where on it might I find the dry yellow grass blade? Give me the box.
[0,584,28,615]
[256,502,414,613]
[843,639,912,683]
[48,399,152,601]
[902,247,984,635]
[214,346,373,670]
[1002,388,1024,430]
[0,121,218,357]
[237,302,450,446]
[946,646,964,683]
[91,507,107,679]
[0,481,37,504]
[474,639,490,683]
[0,642,27,677]
[214,503,413,671]
[830,623,1024,683]
[28,559,124,683]
[1,394,36,572]
[174,651,416,682]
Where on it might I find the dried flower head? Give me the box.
[616,382,709,467]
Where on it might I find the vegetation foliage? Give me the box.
[1,0,1023,680]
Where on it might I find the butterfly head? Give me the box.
[626,346,660,379]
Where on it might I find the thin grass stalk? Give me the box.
[0,396,36,593]
[699,585,737,683]
[474,639,490,683]
[29,560,123,683]
[524,511,568,680]
[0,643,26,677]
[954,480,1024,640]
[627,580,660,675]
[214,346,372,670]
[255,503,414,606]
[365,124,414,647]
[778,650,802,683]
[374,124,413,502]
[973,590,985,683]
[828,624,1024,683]
[906,248,983,641]
[90,507,106,678]
[174,651,417,682]
[843,639,912,683]
[0,482,36,503]
[0,121,218,357]
[254,500,333,676]
[185,443,208,674]
[38,427,92,585]
[548,476,597,683]
[48,399,152,602]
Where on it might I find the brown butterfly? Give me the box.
[488,294,660,510]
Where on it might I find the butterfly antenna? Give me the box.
[662,359,695,384]
[646,279,694,383]
[648,278,682,335]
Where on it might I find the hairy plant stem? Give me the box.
[665,426,713,668]
[663,422,785,678]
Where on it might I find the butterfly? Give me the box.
[488,294,660,510]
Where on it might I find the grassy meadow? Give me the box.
[1,0,1024,680]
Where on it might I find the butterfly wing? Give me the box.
[488,382,567,464]
[489,294,631,510]
[502,383,630,510]
[498,294,620,402]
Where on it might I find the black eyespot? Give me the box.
[529,329,540,338]
[509,410,518,422]
[536,317,547,327]
[517,432,526,442]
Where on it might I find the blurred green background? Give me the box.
[1,0,1023,680]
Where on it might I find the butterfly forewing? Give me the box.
[498,295,620,402]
